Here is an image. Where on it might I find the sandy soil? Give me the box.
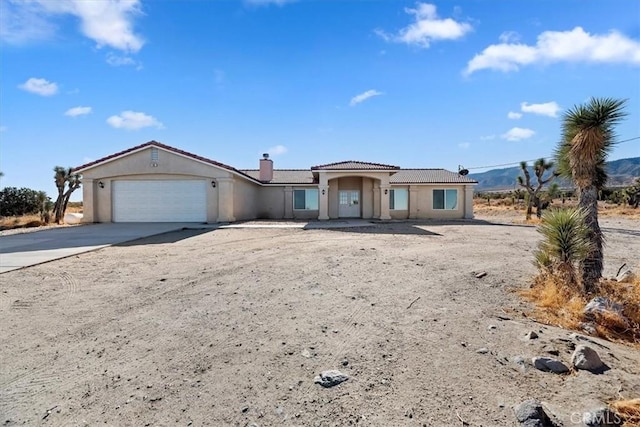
[1,214,639,426]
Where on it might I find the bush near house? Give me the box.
[0,187,41,217]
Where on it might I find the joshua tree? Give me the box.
[53,167,82,224]
[517,158,557,219]
[555,97,627,294]
[535,208,592,287]
[36,191,52,223]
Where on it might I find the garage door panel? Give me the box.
[113,180,207,222]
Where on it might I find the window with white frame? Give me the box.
[433,189,458,210]
[293,189,319,210]
[389,189,408,210]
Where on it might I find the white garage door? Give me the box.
[113,180,207,222]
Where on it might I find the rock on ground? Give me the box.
[514,399,559,427]
[572,345,604,371]
[531,357,569,374]
[314,370,349,388]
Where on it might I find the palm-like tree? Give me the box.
[53,166,81,224]
[555,97,627,294]
[517,158,557,219]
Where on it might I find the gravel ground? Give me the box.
[1,214,639,426]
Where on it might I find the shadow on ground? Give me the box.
[114,228,218,246]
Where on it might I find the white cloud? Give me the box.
[106,111,164,130]
[65,106,92,117]
[521,101,561,117]
[0,1,56,44]
[479,134,496,141]
[1,0,144,53]
[350,89,383,106]
[458,142,470,149]
[466,26,640,75]
[18,77,58,96]
[106,53,142,69]
[499,31,521,44]
[501,127,535,141]
[267,145,288,156]
[507,111,522,120]
[376,3,472,48]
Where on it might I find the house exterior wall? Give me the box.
[257,186,285,219]
[78,145,476,222]
[79,147,233,223]
[409,184,468,219]
[232,177,260,221]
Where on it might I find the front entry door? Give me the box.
[338,190,360,218]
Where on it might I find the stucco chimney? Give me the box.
[259,153,273,182]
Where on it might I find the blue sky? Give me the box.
[1,0,639,200]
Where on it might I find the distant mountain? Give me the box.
[470,157,640,192]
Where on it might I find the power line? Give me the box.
[466,136,640,171]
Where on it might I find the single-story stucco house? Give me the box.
[73,141,477,223]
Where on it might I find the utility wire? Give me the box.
[466,136,640,171]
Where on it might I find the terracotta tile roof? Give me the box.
[240,170,317,184]
[72,140,261,183]
[311,161,400,170]
[391,169,478,184]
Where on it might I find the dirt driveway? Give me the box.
[1,217,639,426]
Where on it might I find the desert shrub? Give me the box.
[523,207,640,345]
[534,208,592,287]
[0,187,41,217]
[610,398,640,426]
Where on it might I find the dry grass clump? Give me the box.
[521,274,640,346]
[0,214,45,230]
[600,204,640,219]
[609,398,640,427]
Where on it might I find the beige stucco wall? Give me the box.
[257,187,285,219]
[232,177,260,221]
[409,184,468,219]
[79,147,235,223]
[79,145,475,222]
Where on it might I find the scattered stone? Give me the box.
[476,348,489,354]
[572,345,604,371]
[314,370,349,388]
[569,333,609,348]
[301,349,312,358]
[583,407,622,427]
[616,269,635,283]
[512,356,527,372]
[531,357,569,374]
[580,322,597,335]
[241,406,249,413]
[488,324,497,330]
[526,331,539,340]
[514,399,559,427]
[584,297,625,318]
[341,359,349,367]
[475,271,487,279]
